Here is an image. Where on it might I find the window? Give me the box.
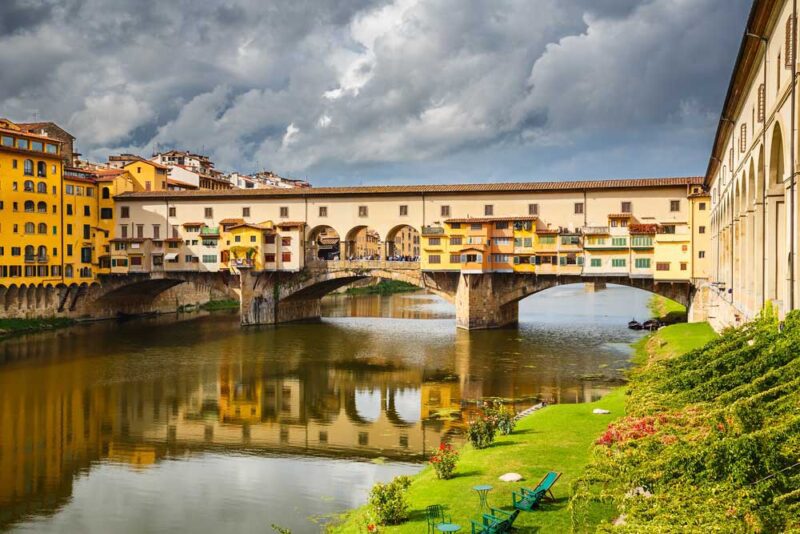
[470,223,481,230]
[661,225,676,234]
[528,203,538,216]
[80,247,92,263]
[399,205,408,216]
[450,222,461,229]
[492,254,509,263]
[698,250,706,259]
[449,254,460,263]
[758,83,766,122]
[136,224,144,239]
[590,258,602,267]
[574,202,584,214]
[24,180,34,192]
[612,258,626,268]
[169,206,176,217]
[66,224,73,235]
[280,206,289,218]
[319,206,328,217]
[23,159,33,176]
[153,225,161,239]
[204,207,213,218]
[631,236,653,247]
[31,141,43,151]
[621,201,632,213]
[101,207,113,219]
[441,205,450,217]
[234,235,241,243]
[250,235,257,243]
[656,262,671,271]
[635,258,651,269]
[84,224,91,239]
[242,207,250,217]
[84,205,90,216]
[202,255,217,263]
[484,204,493,216]
[561,235,580,245]
[612,237,627,247]
[449,237,462,245]
[670,200,680,212]
[120,206,130,218]
[358,206,368,217]
[495,221,508,230]
[264,253,276,263]
[1,135,12,147]
[699,226,706,234]
[699,202,706,211]
[38,223,48,234]
[680,262,688,271]
[428,237,441,246]
[428,254,441,264]
[281,252,292,262]
[538,235,555,244]
[120,225,128,238]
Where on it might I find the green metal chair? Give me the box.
[470,508,519,533]
[426,504,451,534]
[513,487,546,512]
[520,470,561,502]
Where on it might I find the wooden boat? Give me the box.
[628,320,643,330]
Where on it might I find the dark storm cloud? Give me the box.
[0,0,751,183]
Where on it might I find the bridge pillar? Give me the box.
[239,268,322,326]
[455,274,518,330]
[584,281,607,292]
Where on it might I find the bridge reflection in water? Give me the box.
[0,289,638,529]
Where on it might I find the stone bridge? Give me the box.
[0,262,694,329]
[238,260,694,329]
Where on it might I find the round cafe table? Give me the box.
[473,484,493,511]
[436,523,462,533]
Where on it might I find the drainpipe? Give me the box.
[60,165,65,284]
[790,0,797,310]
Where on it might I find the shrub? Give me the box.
[486,400,516,435]
[368,475,412,525]
[430,442,459,479]
[466,417,496,449]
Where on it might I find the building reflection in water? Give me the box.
[0,291,631,529]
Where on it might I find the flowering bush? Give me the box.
[466,417,496,449]
[486,400,516,435]
[596,416,660,446]
[368,475,412,525]
[430,442,459,479]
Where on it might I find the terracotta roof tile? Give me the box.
[277,221,306,228]
[181,222,206,227]
[218,218,245,225]
[445,216,538,224]
[117,177,703,200]
[608,213,634,218]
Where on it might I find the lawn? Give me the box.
[330,389,627,533]
[647,294,687,323]
[632,322,717,364]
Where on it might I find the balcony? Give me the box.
[422,226,445,235]
[582,226,609,235]
[37,254,48,263]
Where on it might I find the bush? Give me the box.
[368,475,412,525]
[430,442,459,479]
[486,400,516,435]
[466,417,496,449]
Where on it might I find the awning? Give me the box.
[164,253,179,261]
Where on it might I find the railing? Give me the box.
[582,226,609,235]
[24,255,35,263]
[37,254,48,263]
[422,226,445,235]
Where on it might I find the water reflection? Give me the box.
[0,284,649,532]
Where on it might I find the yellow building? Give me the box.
[62,174,98,280]
[221,222,277,271]
[512,219,536,273]
[0,119,64,285]
[108,154,169,191]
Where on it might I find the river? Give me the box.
[0,284,650,533]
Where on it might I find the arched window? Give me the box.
[24,180,34,192]
[37,245,47,259]
[65,265,73,278]
[24,245,34,259]
[24,200,34,212]
[23,159,33,176]
[102,187,110,199]
[36,161,46,177]
[37,201,47,213]
[24,222,34,234]
[37,182,47,193]
[38,223,47,234]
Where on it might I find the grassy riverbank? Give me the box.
[331,390,627,533]
[0,317,76,337]
[647,294,687,323]
[572,312,800,532]
[331,321,721,533]
[344,280,419,296]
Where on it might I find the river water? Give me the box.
[0,284,650,533]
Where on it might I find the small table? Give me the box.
[436,523,462,533]
[473,484,493,512]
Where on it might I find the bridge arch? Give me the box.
[768,123,787,303]
[343,225,382,260]
[385,224,420,260]
[307,225,341,261]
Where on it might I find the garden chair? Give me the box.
[521,470,561,501]
[513,487,546,512]
[470,508,519,533]
[426,504,451,534]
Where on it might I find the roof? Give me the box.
[17,121,76,140]
[629,224,659,234]
[117,156,170,170]
[181,222,206,227]
[168,177,200,189]
[116,177,704,200]
[704,0,775,186]
[445,216,538,224]
[227,223,273,231]
[219,218,245,225]
[608,213,634,219]
[277,221,306,228]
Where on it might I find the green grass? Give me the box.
[634,322,717,363]
[330,389,627,533]
[199,299,240,311]
[647,294,687,323]
[345,280,420,296]
[0,317,75,336]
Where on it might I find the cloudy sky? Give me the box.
[1,0,750,185]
